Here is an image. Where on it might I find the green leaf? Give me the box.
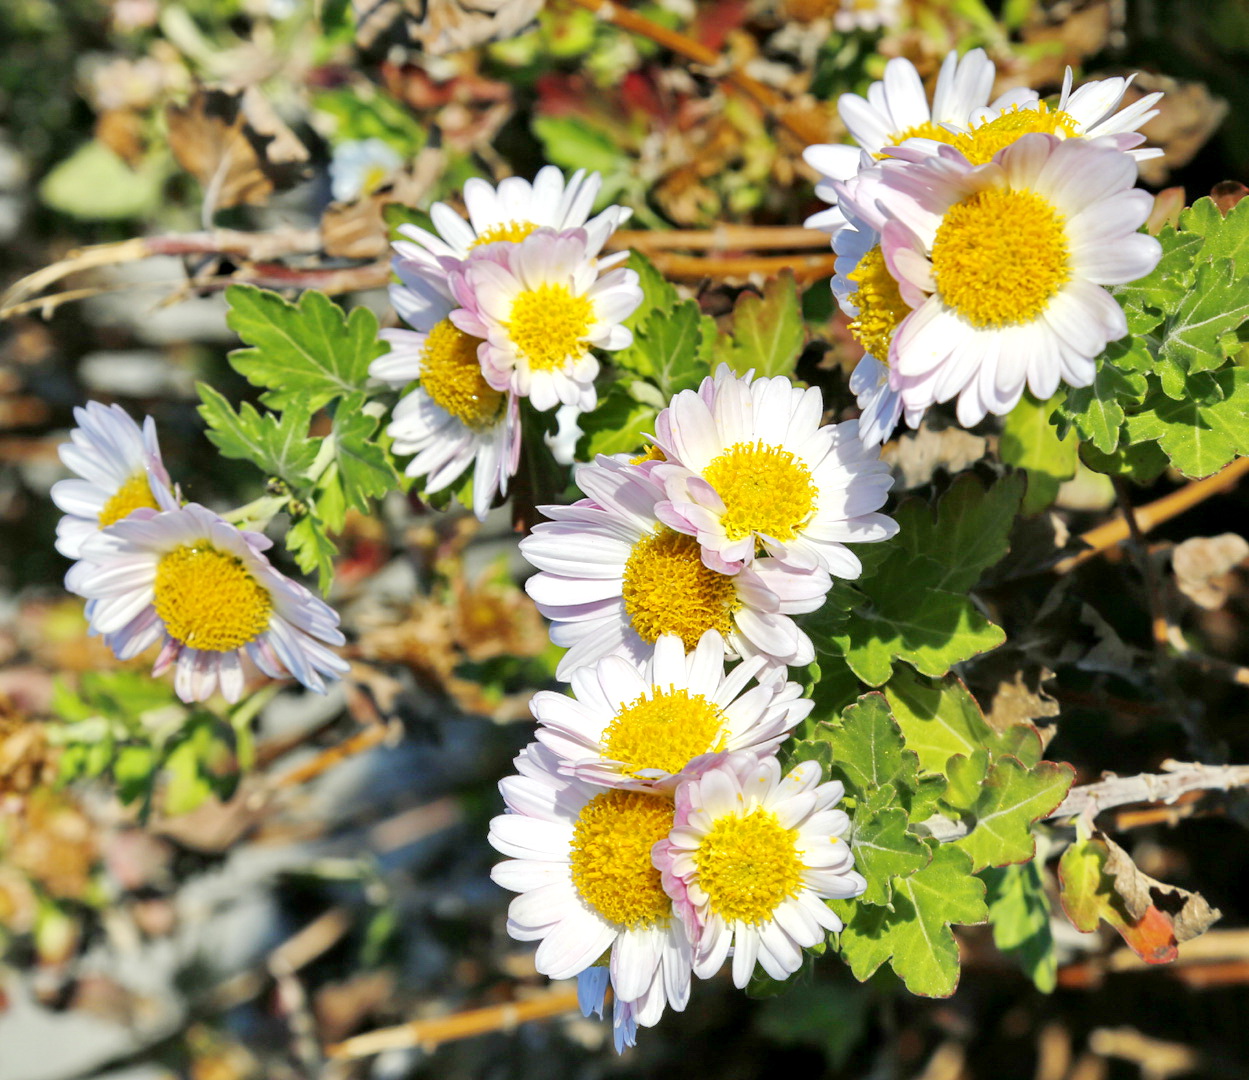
[39,140,166,220]
[1080,439,1170,484]
[1177,195,1249,278]
[620,300,715,398]
[1125,366,1249,478]
[954,757,1073,872]
[806,693,919,801]
[1156,258,1249,374]
[287,514,338,594]
[225,285,388,412]
[575,383,658,460]
[983,862,1057,993]
[1059,352,1149,454]
[834,841,988,997]
[883,669,998,776]
[716,271,805,378]
[849,785,933,906]
[941,750,990,812]
[1000,390,1077,514]
[620,251,679,333]
[532,115,625,177]
[755,978,871,1068]
[197,384,319,484]
[332,406,396,513]
[1114,225,1200,329]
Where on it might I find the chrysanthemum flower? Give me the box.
[51,402,178,559]
[373,273,520,521]
[532,631,812,790]
[947,69,1163,166]
[653,751,865,988]
[831,209,926,446]
[876,134,1160,425]
[449,227,641,412]
[66,503,348,703]
[391,165,630,277]
[832,0,902,33]
[489,743,692,1045]
[803,49,1026,235]
[576,968,639,1053]
[651,366,897,576]
[520,456,831,680]
[328,137,403,203]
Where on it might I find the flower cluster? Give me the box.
[805,49,1163,438]
[377,166,644,519]
[490,364,892,1049]
[53,403,348,704]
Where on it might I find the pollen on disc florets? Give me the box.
[694,806,804,925]
[505,284,594,372]
[953,103,1081,165]
[153,545,273,652]
[99,472,161,527]
[931,187,1070,327]
[702,440,817,543]
[622,529,739,649]
[419,318,504,430]
[471,220,539,247]
[569,789,676,929]
[847,244,910,363]
[602,688,729,777]
[879,119,962,157]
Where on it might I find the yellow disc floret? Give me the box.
[99,472,161,527]
[569,789,675,929]
[602,689,729,777]
[419,318,504,430]
[471,220,539,248]
[702,441,817,543]
[953,103,1080,166]
[847,245,910,362]
[505,284,594,372]
[695,807,803,924]
[879,120,962,157]
[153,545,273,652]
[931,187,1070,327]
[622,529,739,649]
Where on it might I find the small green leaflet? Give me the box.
[999,389,1076,514]
[576,385,658,459]
[225,285,388,412]
[982,862,1057,993]
[847,785,932,906]
[333,406,397,513]
[1058,349,1149,455]
[834,841,988,997]
[1125,367,1249,478]
[714,271,805,379]
[954,756,1073,872]
[197,385,318,484]
[1156,258,1249,375]
[287,514,337,593]
[1176,195,1249,278]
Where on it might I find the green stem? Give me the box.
[221,493,291,531]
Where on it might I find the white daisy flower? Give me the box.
[373,270,520,521]
[949,69,1164,166]
[877,134,1161,426]
[532,631,812,790]
[803,48,1028,235]
[328,137,403,203]
[653,750,865,988]
[832,0,902,34]
[488,742,692,1046]
[831,208,926,446]
[65,503,348,703]
[449,228,642,412]
[391,165,631,278]
[51,401,178,560]
[520,456,832,680]
[576,968,638,1053]
[651,365,897,577]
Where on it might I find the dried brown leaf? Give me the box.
[1172,533,1248,610]
[354,0,543,56]
[883,421,988,490]
[1102,832,1221,945]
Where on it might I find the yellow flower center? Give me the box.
[569,789,675,929]
[847,244,909,362]
[702,440,817,543]
[931,187,1070,327]
[471,220,539,248]
[622,529,739,650]
[695,806,804,925]
[879,119,961,157]
[418,318,504,430]
[630,444,667,466]
[952,102,1081,166]
[602,688,729,777]
[153,545,273,652]
[98,472,160,527]
[505,284,593,373]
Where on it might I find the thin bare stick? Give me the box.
[646,250,838,283]
[923,760,1249,842]
[270,723,393,789]
[1054,457,1249,574]
[608,226,830,252]
[326,986,584,1059]
[564,0,829,145]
